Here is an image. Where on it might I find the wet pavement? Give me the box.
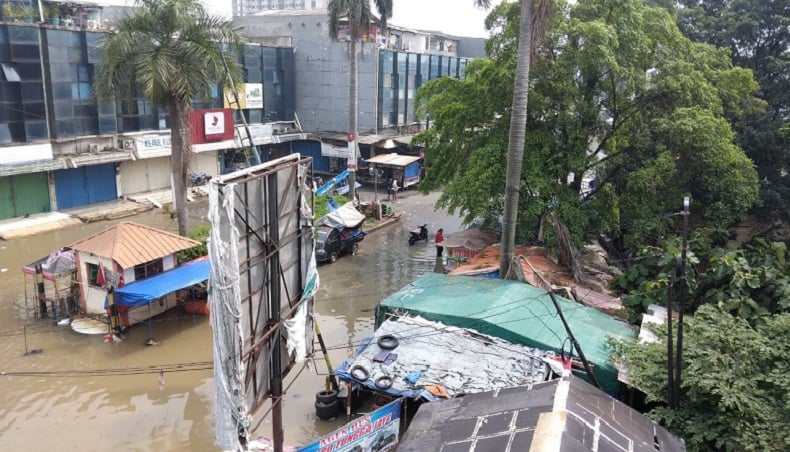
[0,187,464,450]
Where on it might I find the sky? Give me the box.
[201,0,504,39]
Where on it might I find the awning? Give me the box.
[0,159,63,177]
[62,150,132,168]
[22,248,76,281]
[109,259,210,309]
[366,153,421,167]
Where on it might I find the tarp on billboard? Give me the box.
[298,399,402,452]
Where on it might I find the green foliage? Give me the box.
[610,305,790,450]
[313,194,348,221]
[177,224,210,263]
[612,230,790,324]
[414,0,761,253]
[676,0,790,227]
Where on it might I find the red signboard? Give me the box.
[189,108,234,144]
[347,132,356,142]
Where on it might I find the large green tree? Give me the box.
[415,0,760,252]
[675,0,789,228]
[611,305,790,450]
[95,0,243,236]
[327,0,393,202]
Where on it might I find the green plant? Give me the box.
[47,4,59,19]
[14,3,36,20]
[177,224,210,263]
[2,3,14,20]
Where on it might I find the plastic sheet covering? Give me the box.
[284,251,319,363]
[336,316,555,401]
[208,180,249,450]
[316,201,365,229]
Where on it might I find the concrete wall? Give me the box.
[236,13,379,135]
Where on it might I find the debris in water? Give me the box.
[0,268,7,272]
[158,370,165,390]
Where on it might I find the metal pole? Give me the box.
[666,273,675,409]
[314,321,339,392]
[374,165,378,202]
[268,174,284,452]
[674,196,690,406]
[23,325,28,355]
[35,264,47,318]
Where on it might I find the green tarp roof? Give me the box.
[376,273,635,393]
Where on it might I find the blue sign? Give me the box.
[299,399,402,452]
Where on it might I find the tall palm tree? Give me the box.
[95,0,243,236]
[499,0,551,278]
[328,0,393,202]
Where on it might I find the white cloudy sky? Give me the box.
[201,0,504,38]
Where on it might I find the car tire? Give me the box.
[375,375,393,390]
[329,251,338,263]
[315,389,338,404]
[315,399,339,420]
[378,334,399,350]
[350,364,370,381]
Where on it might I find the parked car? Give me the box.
[315,225,365,263]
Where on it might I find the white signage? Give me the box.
[246,83,263,109]
[134,135,172,159]
[204,112,225,135]
[347,141,357,170]
[320,143,347,158]
[0,142,54,165]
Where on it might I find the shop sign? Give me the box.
[298,399,401,452]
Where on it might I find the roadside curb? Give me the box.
[364,213,403,233]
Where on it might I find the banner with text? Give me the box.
[298,399,402,452]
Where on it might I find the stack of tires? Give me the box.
[315,389,339,420]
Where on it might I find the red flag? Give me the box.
[96,263,106,286]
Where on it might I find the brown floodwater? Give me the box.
[0,190,462,450]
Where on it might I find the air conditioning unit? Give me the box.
[88,143,100,153]
[122,139,135,150]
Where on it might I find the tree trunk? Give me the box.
[348,33,358,201]
[499,0,534,278]
[168,99,191,237]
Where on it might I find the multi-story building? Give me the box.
[233,0,326,18]
[0,4,296,221]
[234,10,484,174]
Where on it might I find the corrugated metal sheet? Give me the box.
[0,160,63,177]
[366,153,421,167]
[0,173,51,220]
[54,164,117,209]
[69,221,200,269]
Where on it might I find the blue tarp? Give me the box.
[108,259,210,309]
[316,169,350,195]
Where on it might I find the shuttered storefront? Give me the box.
[53,163,118,210]
[0,172,51,220]
[119,157,170,195]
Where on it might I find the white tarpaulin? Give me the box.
[317,202,365,229]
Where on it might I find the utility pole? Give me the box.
[666,272,675,408]
[674,196,690,406]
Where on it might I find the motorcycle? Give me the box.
[408,224,428,245]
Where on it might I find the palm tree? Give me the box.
[328,0,393,202]
[499,0,551,278]
[95,0,243,236]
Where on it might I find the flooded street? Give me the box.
[0,188,464,450]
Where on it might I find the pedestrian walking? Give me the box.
[386,178,393,201]
[435,228,444,258]
[391,179,399,201]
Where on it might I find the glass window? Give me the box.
[22,102,45,120]
[1,62,20,82]
[71,83,91,99]
[99,117,117,134]
[77,64,90,81]
[0,123,11,144]
[12,44,39,60]
[20,83,43,101]
[9,26,37,43]
[24,121,48,140]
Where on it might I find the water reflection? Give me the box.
[0,191,463,449]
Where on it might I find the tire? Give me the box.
[378,334,399,350]
[408,237,417,245]
[315,389,338,404]
[351,242,359,255]
[350,364,370,381]
[329,251,338,263]
[315,399,339,420]
[375,375,393,390]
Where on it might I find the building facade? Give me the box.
[0,16,295,221]
[232,0,326,18]
[234,10,482,176]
